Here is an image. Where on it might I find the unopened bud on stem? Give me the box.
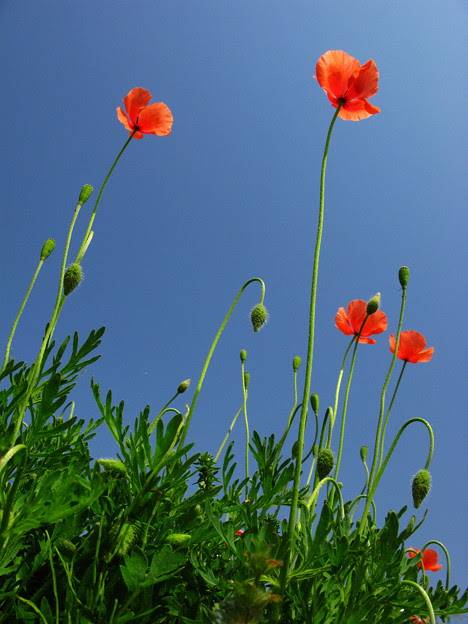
[399,266,410,288]
[78,184,94,205]
[317,448,335,480]
[250,303,268,332]
[63,263,83,296]
[293,356,301,372]
[412,469,431,509]
[366,293,381,315]
[177,379,190,394]
[40,239,56,261]
[240,350,247,363]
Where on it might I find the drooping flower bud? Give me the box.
[360,446,368,462]
[78,184,94,205]
[177,379,190,394]
[63,263,83,295]
[317,448,335,480]
[40,238,56,261]
[240,349,247,363]
[399,266,410,288]
[243,372,250,390]
[366,292,381,315]
[412,469,431,509]
[250,303,268,332]
[97,459,128,477]
[292,356,301,372]
[310,393,319,414]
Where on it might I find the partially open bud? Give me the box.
[250,303,268,332]
[292,356,301,372]
[78,184,94,205]
[97,459,128,477]
[243,372,250,390]
[366,293,381,315]
[412,469,431,509]
[399,266,410,288]
[317,448,335,480]
[240,349,247,363]
[177,379,190,394]
[360,446,368,462]
[63,263,83,295]
[310,394,320,414]
[40,238,56,261]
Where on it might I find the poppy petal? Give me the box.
[116,107,133,132]
[410,347,434,363]
[137,102,174,136]
[335,306,355,335]
[315,50,361,100]
[123,88,152,124]
[422,549,443,571]
[346,300,367,333]
[361,309,388,337]
[338,99,380,121]
[347,59,379,100]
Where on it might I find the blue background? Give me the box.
[1,0,466,606]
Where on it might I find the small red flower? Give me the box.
[408,617,430,624]
[335,300,388,344]
[408,548,443,572]
[234,529,245,536]
[314,50,380,121]
[116,88,173,139]
[389,331,434,363]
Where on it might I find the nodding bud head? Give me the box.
[40,238,56,261]
[78,184,94,205]
[240,349,247,363]
[97,459,128,477]
[399,266,410,288]
[166,533,192,546]
[243,372,250,390]
[310,394,320,414]
[360,446,368,462]
[366,293,381,315]
[412,469,431,509]
[63,263,83,295]
[293,356,301,372]
[317,448,335,480]
[250,303,268,332]
[177,379,190,394]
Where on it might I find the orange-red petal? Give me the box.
[338,99,381,121]
[116,107,133,132]
[137,102,174,136]
[421,549,443,571]
[346,59,379,100]
[390,331,434,363]
[335,300,387,343]
[315,50,361,100]
[123,87,152,124]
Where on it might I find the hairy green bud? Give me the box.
[108,522,137,558]
[177,379,190,394]
[360,446,368,462]
[317,448,335,480]
[40,238,56,261]
[310,393,319,414]
[250,303,268,332]
[399,266,410,288]
[292,356,301,372]
[366,292,381,315]
[59,539,77,559]
[412,469,431,509]
[97,459,128,477]
[78,184,94,205]
[63,263,83,295]
[240,349,247,363]
[166,533,192,546]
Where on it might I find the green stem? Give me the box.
[400,580,436,624]
[1,257,45,373]
[378,360,407,469]
[327,337,354,446]
[241,360,249,488]
[420,539,451,590]
[306,477,345,520]
[280,104,341,593]
[214,405,243,462]
[177,277,265,449]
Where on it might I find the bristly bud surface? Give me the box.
[177,379,190,394]
[366,292,381,315]
[63,263,83,295]
[250,303,268,332]
[317,448,335,480]
[40,238,56,261]
[310,393,319,414]
[97,459,128,477]
[399,266,410,288]
[293,356,301,372]
[240,349,247,363]
[78,184,94,205]
[412,469,431,509]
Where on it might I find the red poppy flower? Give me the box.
[116,88,173,139]
[389,331,434,363]
[408,548,443,571]
[408,617,429,624]
[335,300,388,344]
[314,50,380,121]
[234,529,245,536]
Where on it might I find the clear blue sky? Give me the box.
[1,0,466,597]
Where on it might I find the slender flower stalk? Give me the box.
[177,278,266,450]
[326,336,354,446]
[240,359,250,486]
[214,405,243,462]
[378,360,407,468]
[401,581,436,624]
[419,540,451,589]
[280,103,342,592]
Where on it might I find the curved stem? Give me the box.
[177,277,265,449]
[348,494,376,523]
[327,337,354,447]
[378,360,407,469]
[306,477,345,521]
[420,539,451,590]
[400,580,436,624]
[214,405,243,462]
[280,105,341,593]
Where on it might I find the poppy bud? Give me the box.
[399,266,410,288]
[108,522,137,557]
[166,533,191,546]
[317,448,335,480]
[240,349,247,363]
[250,303,268,332]
[291,440,299,459]
[97,459,128,477]
[293,356,301,372]
[310,393,319,414]
[78,184,94,205]
[360,446,368,461]
[63,263,83,295]
[59,539,77,559]
[243,372,250,390]
[366,293,381,315]
[412,469,431,509]
[177,379,190,394]
[40,238,56,261]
